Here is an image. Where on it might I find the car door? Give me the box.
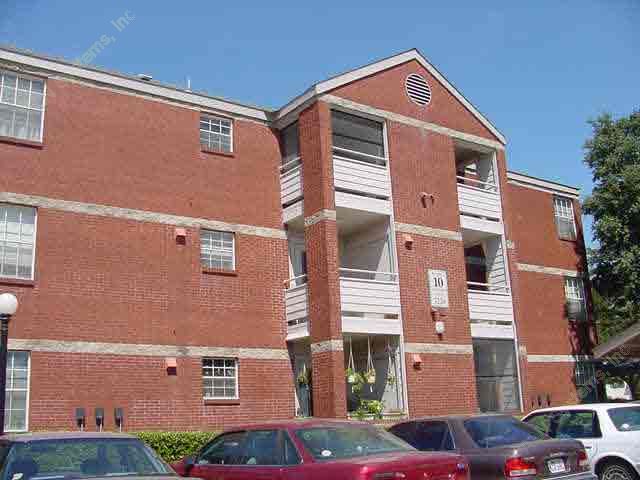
[189,431,248,480]
[221,429,285,480]
[552,410,600,463]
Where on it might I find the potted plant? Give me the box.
[297,369,309,386]
[346,367,357,384]
[386,374,396,387]
[364,368,376,384]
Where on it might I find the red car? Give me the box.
[172,419,469,480]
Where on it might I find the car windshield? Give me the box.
[295,426,414,461]
[464,416,547,448]
[608,406,640,432]
[3,438,175,480]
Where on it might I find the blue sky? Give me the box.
[1,1,638,245]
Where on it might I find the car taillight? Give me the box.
[578,450,590,470]
[505,457,538,478]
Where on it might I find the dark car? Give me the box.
[0,432,179,480]
[172,419,470,480]
[389,414,597,480]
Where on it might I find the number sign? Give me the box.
[428,270,449,308]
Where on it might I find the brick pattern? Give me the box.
[29,352,294,431]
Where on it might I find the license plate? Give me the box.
[547,458,567,474]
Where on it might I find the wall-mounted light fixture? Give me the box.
[175,228,187,245]
[75,408,86,431]
[95,407,104,431]
[412,354,422,369]
[114,407,124,432]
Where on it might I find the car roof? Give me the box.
[0,432,136,443]
[525,403,639,415]
[223,418,373,432]
[391,413,515,425]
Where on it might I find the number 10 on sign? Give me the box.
[428,270,449,308]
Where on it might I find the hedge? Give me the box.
[135,431,218,463]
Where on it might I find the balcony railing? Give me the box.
[339,268,400,316]
[333,147,391,200]
[456,176,501,221]
[280,156,303,206]
[284,274,308,326]
[466,281,514,324]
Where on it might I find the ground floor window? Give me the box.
[472,339,520,412]
[5,350,29,432]
[202,358,238,400]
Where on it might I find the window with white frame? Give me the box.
[0,204,37,280]
[200,115,232,153]
[202,358,238,399]
[0,71,45,142]
[5,351,30,432]
[554,196,576,241]
[565,277,586,321]
[200,230,235,271]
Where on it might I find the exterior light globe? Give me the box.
[0,293,18,316]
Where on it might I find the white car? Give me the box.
[523,403,640,480]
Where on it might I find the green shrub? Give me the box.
[135,431,218,463]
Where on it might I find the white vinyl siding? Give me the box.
[202,358,238,399]
[0,204,37,280]
[200,115,232,153]
[554,196,576,241]
[0,71,45,142]
[200,230,235,271]
[5,351,30,432]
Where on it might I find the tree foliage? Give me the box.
[583,110,640,341]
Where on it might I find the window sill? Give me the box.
[202,268,238,276]
[204,399,240,406]
[201,146,234,157]
[0,136,44,149]
[0,277,35,287]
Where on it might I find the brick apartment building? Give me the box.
[0,46,594,432]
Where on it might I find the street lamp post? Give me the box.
[0,293,18,435]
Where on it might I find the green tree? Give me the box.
[583,110,640,342]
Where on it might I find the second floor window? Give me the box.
[553,196,576,241]
[0,71,45,142]
[0,204,36,280]
[200,115,232,153]
[565,277,586,321]
[202,358,238,399]
[281,121,299,166]
[331,110,384,161]
[200,230,235,271]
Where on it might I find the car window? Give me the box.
[244,430,282,466]
[389,423,418,447]
[198,432,247,465]
[413,422,454,451]
[553,411,601,439]
[608,407,640,432]
[295,426,413,461]
[524,413,552,435]
[464,417,546,448]
[3,438,172,480]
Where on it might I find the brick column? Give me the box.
[299,101,346,418]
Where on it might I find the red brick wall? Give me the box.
[0,78,283,230]
[29,352,294,431]
[330,59,500,143]
[525,363,580,410]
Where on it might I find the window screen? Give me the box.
[281,122,299,164]
[473,339,520,412]
[331,110,384,159]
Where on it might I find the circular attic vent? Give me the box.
[405,73,432,107]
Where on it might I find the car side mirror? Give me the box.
[183,456,195,473]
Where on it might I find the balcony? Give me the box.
[284,274,309,340]
[340,268,402,335]
[467,283,515,338]
[457,176,502,221]
[280,157,304,224]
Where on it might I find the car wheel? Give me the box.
[600,461,638,480]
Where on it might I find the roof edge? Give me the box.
[594,322,640,359]
[507,170,581,197]
[275,48,507,145]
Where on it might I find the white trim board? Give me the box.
[527,354,592,363]
[0,191,286,240]
[276,49,506,145]
[507,172,580,198]
[517,263,581,277]
[0,47,270,122]
[8,338,289,360]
